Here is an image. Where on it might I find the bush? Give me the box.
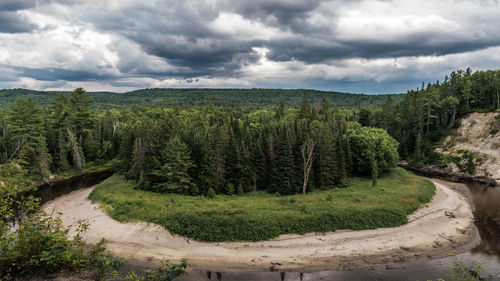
[206,188,216,199]
[346,122,399,175]
[90,169,435,242]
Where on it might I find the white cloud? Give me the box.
[1,0,500,93]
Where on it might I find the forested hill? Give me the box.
[0,88,402,109]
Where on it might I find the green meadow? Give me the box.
[89,168,435,242]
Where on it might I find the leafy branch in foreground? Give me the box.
[430,254,500,281]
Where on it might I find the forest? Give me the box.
[0,88,402,109]
[0,88,398,196]
[2,68,500,194]
[1,67,500,278]
[357,68,500,166]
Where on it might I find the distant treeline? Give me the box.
[0,88,402,109]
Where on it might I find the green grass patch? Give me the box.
[89,168,435,242]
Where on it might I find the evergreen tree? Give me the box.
[318,126,338,188]
[249,134,266,192]
[275,98,285,119]
[224,127,241,189]
[298,93,310,119]
[8,98,50,177]
[151,136,195,194]
[69,88,93,147]
[190,131,218,195]
[273,126,296,195]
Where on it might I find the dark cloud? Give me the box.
[11,66,115,82]
[0,0,36,11]
[264,32,500,63]
[221,0,326,33]
[0,11,36,33]
[87,2,262,76]
[2,0,500,93]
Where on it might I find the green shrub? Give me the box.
[206,188,216,199]
[90,168,435,242]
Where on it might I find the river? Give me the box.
[173,179,500,281]
[36,173,500,280]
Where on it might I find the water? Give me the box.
[173,179,500,281]
[35,169,113,204]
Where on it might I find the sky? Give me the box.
[0,0,500,94]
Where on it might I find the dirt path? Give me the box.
[42,181,479,272]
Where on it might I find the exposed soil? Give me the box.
[437,112,500,185]
[41,181,479,272]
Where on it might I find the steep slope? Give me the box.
[436,112,500,184]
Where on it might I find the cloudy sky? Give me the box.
[0,0,499,94]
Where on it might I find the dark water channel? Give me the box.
[35,169,113,205]
[173,180,500,281]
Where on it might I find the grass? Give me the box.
[89,168,435,242]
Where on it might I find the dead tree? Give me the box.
[301,137,316,195]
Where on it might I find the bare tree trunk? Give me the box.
[8,138,25,161]
[67,128,85,173]
[131,137,145,179]
[301,138,316,195]
[112,121,119,139]
[447,107,456,130]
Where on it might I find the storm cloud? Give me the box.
[1,0,500,93]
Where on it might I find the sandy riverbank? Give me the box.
[42,181,479,272]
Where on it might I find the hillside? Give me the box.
[0,88,402,109]
[436,112,500,185]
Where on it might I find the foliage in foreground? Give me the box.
[0,163,189,280]
[89,168,435,242]
[431,254,500,281]
[0,164,124,280]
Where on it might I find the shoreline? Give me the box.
[398,161,498,187]
[42,180,479,272]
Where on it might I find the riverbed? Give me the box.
[40,176,499,280]
[174,179,500,281]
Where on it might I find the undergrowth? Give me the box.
[90,168,435,242]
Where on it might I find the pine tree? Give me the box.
[47,94,71,170]
[342,135,353,176]
[336,134,347,180]
[69,88,92,148]
[151,136,195,194]
[224,128,241,188]
[318,126,338,188]
[8,98,50,177]
[320,98,329,120]
[250,134,266,192]
[190,131,218,195]
[298,93,310,119]
[273,126,297,195]
[275,98,285,119]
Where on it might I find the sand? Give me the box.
[437,112,500,185]
[42,181,479,272]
